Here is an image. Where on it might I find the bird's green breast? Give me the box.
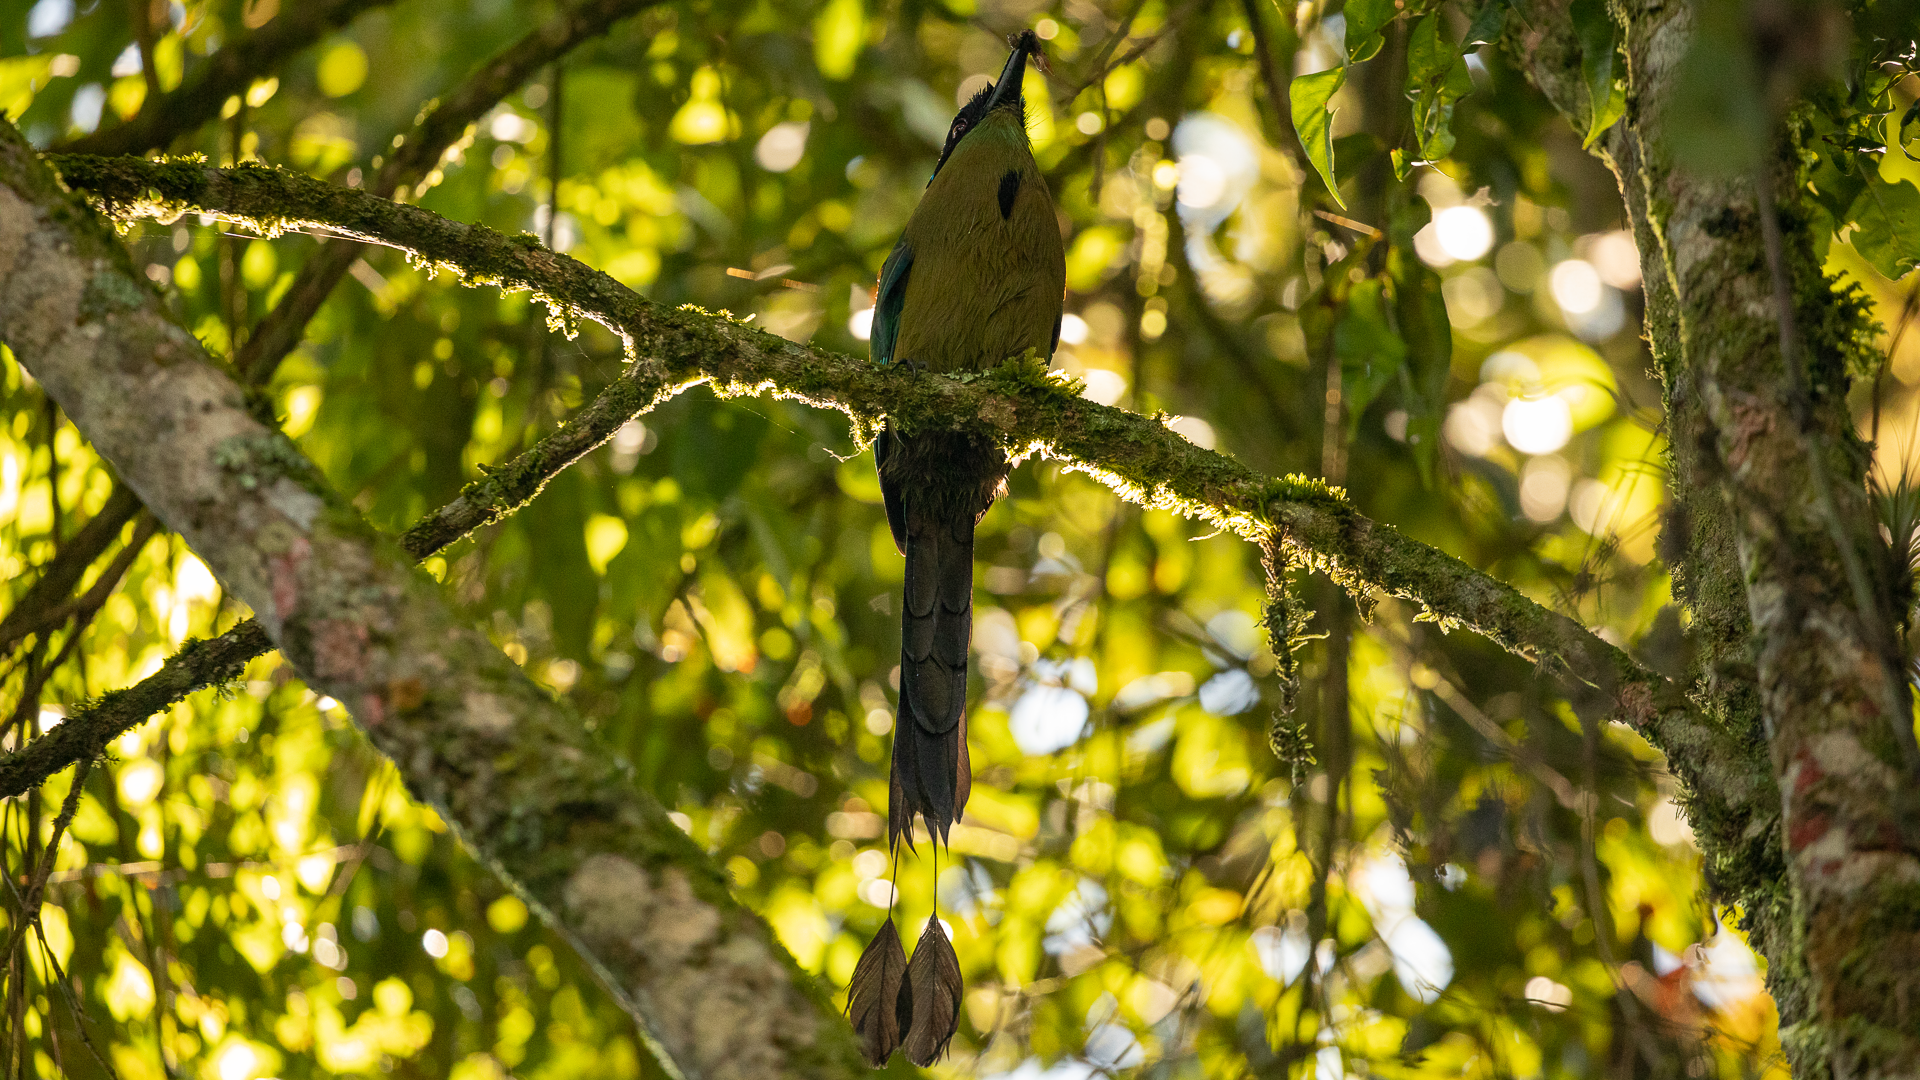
[891,111,1066,374]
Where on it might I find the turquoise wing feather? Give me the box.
[871,238,914,366]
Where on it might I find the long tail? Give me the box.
[878,428,1000,850]
[890,506,975,848]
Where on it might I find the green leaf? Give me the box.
[1414,95,1458,165]
[1344,0,1397,62]
[1291,67,1349,208]
[1571,0,1619,147]
[1445,53,1474,97]
[1464,0,1508,46]
[1848,176,1920,279]
[1335,277,1408,433]
[1406,14,1450,83]
[1587,76,1626,149]
[1387,201,1453,486]
[1403,15,1473,164]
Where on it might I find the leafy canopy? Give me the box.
[2,0,1917,1077]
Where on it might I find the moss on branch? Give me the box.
[48,155,1770,839]
[0,622,271,799]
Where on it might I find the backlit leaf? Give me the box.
[1291,67,1348,209]
[1572,0,1620,147]
[1849,176,1920,279]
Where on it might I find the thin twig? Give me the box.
[129,0,161,99]
[0,761,90,973]
[4,515,158,662]
[0,306,674,798]
[59,0,398,157]
[1240,0,1310,169]
[1063,0,1151,96]
[0,484,144,654]
[0,772,121,1080]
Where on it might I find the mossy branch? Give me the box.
[235,0,665,386]
[46,154,1769,827]
[0,623,270,799]
[0,315,681,799]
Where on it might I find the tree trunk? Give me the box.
[0,117,871,1080]
[1510,1,1920,1074]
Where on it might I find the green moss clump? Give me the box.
[1260,542,1318,780]
[79,268,151,320]
[1262,473,1350,512]
[213,431,328,496]
[977,349,1084,400]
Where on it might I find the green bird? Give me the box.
[873,31,1066,852]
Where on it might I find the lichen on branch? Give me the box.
[47,155,1763,817]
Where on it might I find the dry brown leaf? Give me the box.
[903,917,963,1066]
[847,919,910,1067]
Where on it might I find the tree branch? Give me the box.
[58,0,399,158]
[48,153,1770,835]
[0,0,671,792]
[0,622,270,800]
[236,0,664,386]
[3,122,867,1080]
[1238,0,1310,173]
[0,308,683,800]
[0,482,144,652]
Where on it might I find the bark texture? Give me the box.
[1509,1,1920,1074]
[0,123,867,1080]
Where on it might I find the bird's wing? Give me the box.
[871,237,914,367]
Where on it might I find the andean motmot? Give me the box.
[873,31,1067,855]
[845,31,1067,1069]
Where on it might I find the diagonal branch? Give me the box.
[0,321,679,800]
[237,0,664,386]
[3,121,867,1080]
[58,0,399,158]
[0,621,270,800]
[0,482,144,653]
[50,153,1776,843]
[0,0,669,791]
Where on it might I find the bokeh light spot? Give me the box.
[1503,395,1574,455]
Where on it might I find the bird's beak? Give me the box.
[982,33,1037,114]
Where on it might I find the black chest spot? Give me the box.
[998,169,1020,219]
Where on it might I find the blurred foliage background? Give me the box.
[2,0,1916,1076]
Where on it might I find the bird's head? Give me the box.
[929,30,1044,182]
